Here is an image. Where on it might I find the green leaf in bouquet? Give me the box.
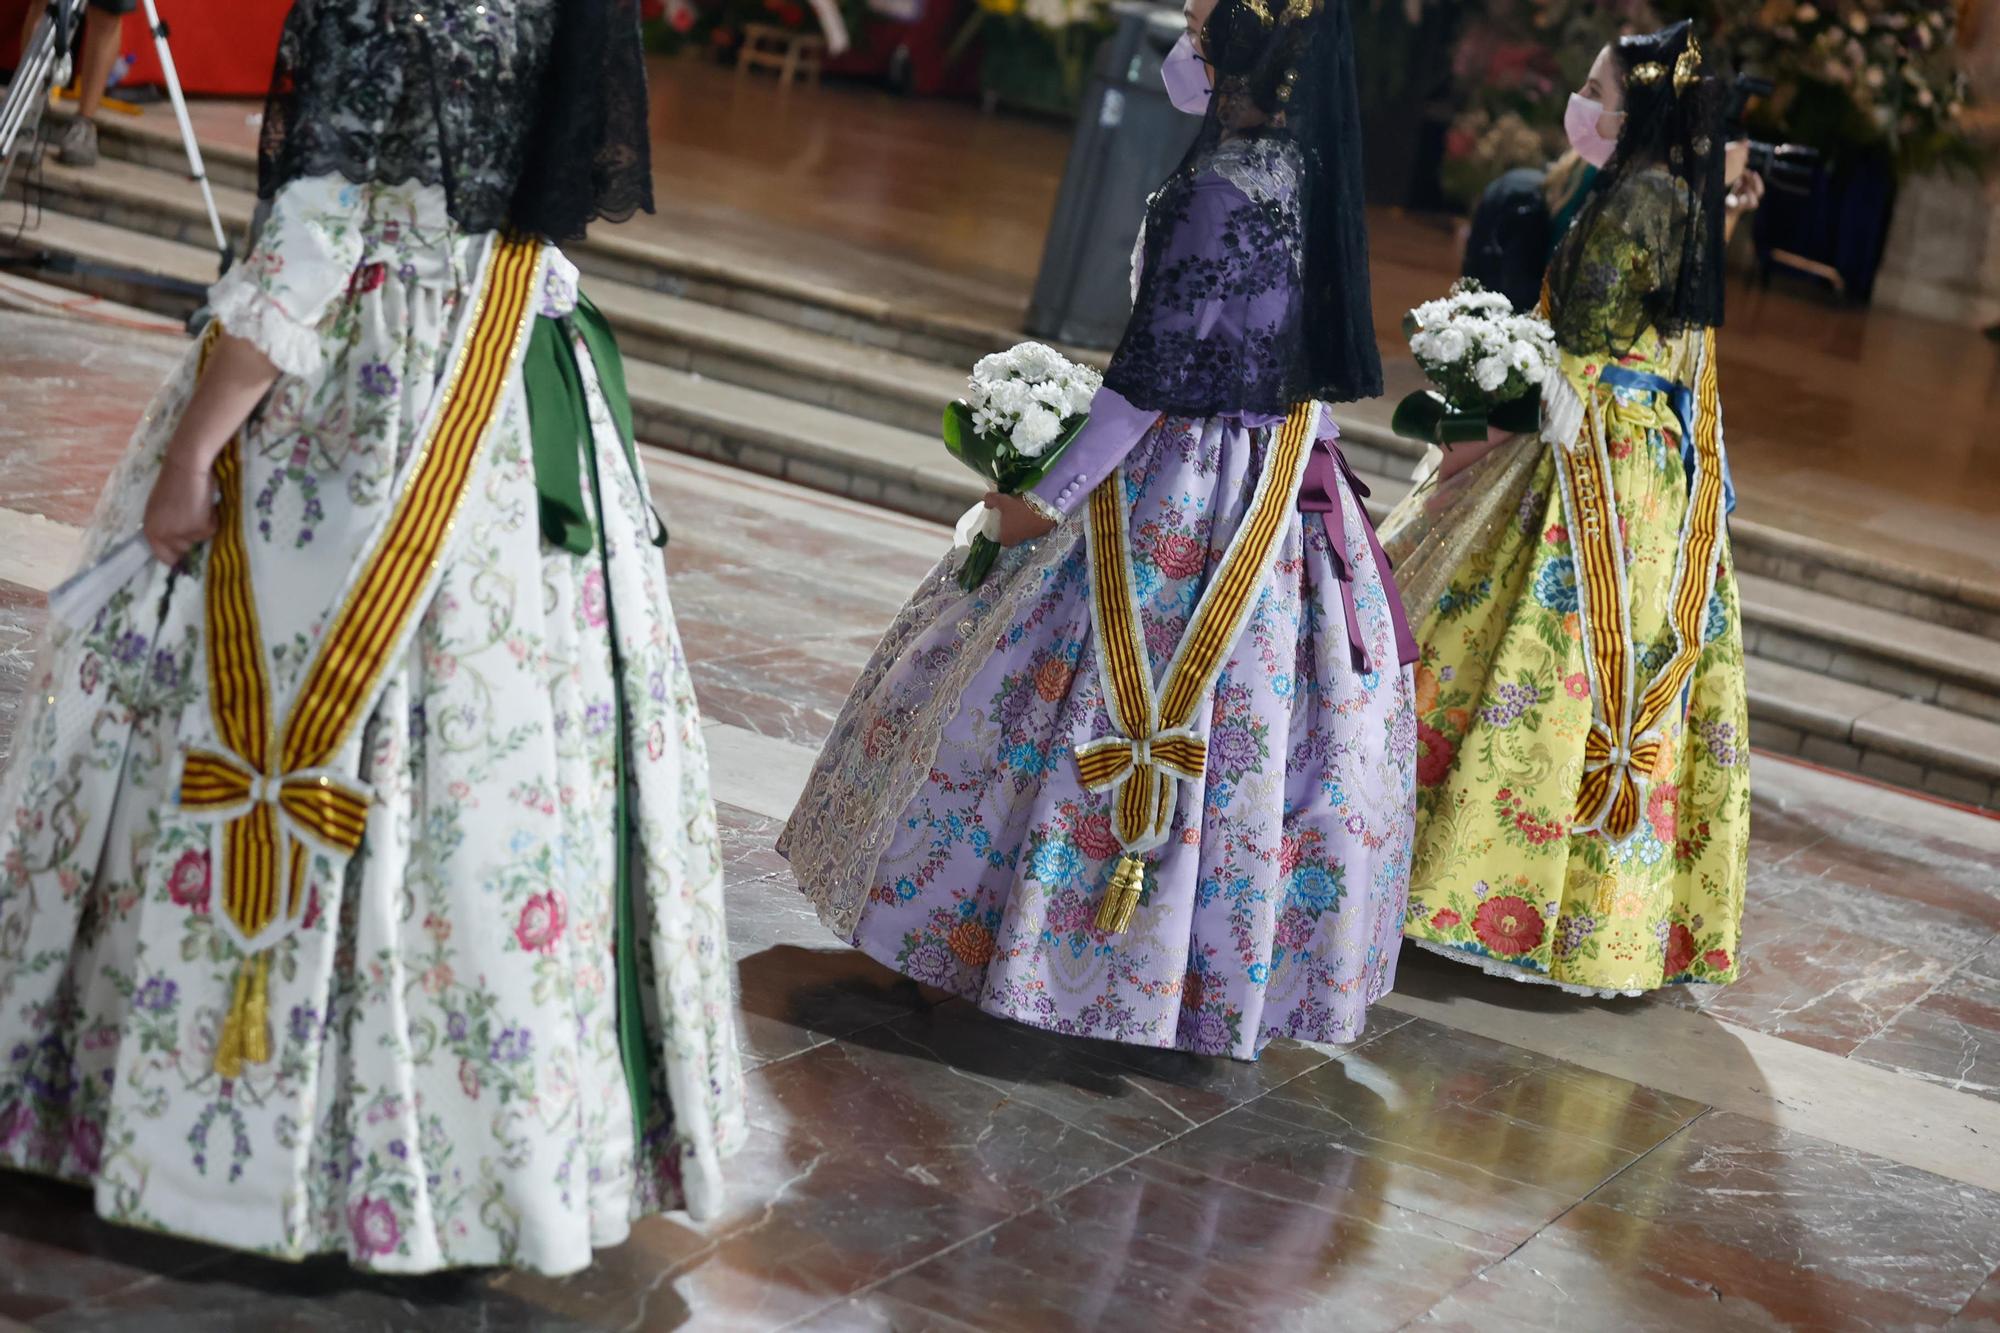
[1391,389,1500,447]
[1489,392,1541,436]
[942,401,1000,487]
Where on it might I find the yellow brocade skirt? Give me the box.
[1380,337,1751,994]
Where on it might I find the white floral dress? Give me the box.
[0,176,745,1275]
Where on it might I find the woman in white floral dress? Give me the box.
[0,0,743,1275]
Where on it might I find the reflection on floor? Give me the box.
[3,305,2000,1331]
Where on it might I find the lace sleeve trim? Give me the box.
[206,273,325,380]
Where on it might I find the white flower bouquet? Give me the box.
[944,341,1100,589]
[1393,278,1557,445]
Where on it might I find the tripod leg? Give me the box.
[136,0,230,274]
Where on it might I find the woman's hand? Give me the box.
[143,458,219,566]
[1728,169,1766,216]
[984,492,1056,547]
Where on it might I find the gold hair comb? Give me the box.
[1631,61,1666,85]
[1674,34,1702,93]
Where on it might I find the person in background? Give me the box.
[1464,122,1763,315]
[14,0,131,166]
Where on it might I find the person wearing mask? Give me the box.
[1383,21,1751,996]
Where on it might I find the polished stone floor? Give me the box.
[4,301,2000,1331]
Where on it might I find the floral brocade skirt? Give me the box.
[0,278,741,1275]
[780,413,1418,1059]
[1383,389,1752,995]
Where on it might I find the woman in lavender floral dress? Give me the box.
[782,0,1417,1059]
[0,0,742,1275]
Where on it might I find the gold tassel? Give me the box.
[214,953,273,1079]
[1094,854,1147,935]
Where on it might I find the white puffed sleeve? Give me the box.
[205,175,369,380]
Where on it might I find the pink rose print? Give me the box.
[167,848,211,914]
[1073,812,1122,862]
[582,569,608,628]
[515,890,567,954]
[349,1196,400,1258]
[1154,532,1207,580]
[69,1118,103,1174]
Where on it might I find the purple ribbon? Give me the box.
[1297,435,1419,673]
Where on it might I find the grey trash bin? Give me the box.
[1025,2,1198,350]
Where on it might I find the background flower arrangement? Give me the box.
[1698,0,1978,175]
[1430,0,1979,209]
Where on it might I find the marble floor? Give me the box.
[5,304,2000,1331]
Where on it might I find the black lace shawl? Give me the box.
[1103,0,1380,417]
[257,0,654,244]
[1546,20,1726,359]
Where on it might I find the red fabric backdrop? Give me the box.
[2,0,288,98]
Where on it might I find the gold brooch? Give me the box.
[1241,0,1273,25]
[1631,61,1667,85]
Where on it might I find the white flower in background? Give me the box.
[1474,355,1508,393]
[1433,327,1469,362]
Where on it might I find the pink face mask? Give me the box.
[1564,92,1620,168]
[1161,32,1211,115]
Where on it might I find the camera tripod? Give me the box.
[1,0,232,309]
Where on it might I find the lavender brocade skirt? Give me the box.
[778,414,1417,1059]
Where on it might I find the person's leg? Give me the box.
[72,4,122,119]
[56,0,129,165]
[17,0,48,74]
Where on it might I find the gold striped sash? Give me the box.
[180,234,544,1076]
[1077,401,1320,933]
[1555,329,1728,842]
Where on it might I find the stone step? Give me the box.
[56,109,1024,369]
[1745,658,2000,810]
[13,155,971,437]
[9,166,1997,808]
[1738,572,2000,723]
[28,135,2000,641]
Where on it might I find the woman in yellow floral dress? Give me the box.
[1381,21,1751,994]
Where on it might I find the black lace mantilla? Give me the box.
[1547,20,1725,359]
[258,0,653,244]
[1105,0,1380,417]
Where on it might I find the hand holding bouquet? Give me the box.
[944,341,1099,589]
[1392,279,1557,448]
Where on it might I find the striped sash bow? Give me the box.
[1078,401,1321,934]
[1555,328,1728,842]
[180,233,545,1077]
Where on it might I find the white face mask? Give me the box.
[1564,92,1621,168]
[1161,32,1211,115]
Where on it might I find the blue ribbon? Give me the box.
[1598,364,1736,515]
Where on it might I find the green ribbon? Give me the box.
[525,293,667,556]
[523,290,662,1141]
[1391,387,1543,448]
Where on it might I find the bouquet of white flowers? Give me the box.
[1393,279,1557,446]
[944,341,1100,589]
